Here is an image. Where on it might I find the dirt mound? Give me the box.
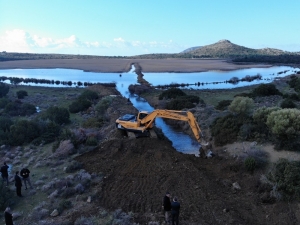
[76,135,298,224]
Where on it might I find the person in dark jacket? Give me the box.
[171,196,180,225]
[162,192,172,224]
[20,168,33,190]
[1,162,9,186]
[4,207,13,225]
[14,171,22,197]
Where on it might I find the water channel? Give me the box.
[0,65,298,155]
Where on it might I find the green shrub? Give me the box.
[269,159,300,200]
[86,136,98,146]
[252,107,280,139]
[215,100,232,110]
[283,93,300,101]
[158,88,186,100]
[280,99,297,109]
[16,90,28,99]
[43,106,70,125]
[65,161,83,173]
[0,82,9,98]
[0,98,9,109]
[210,114,249,146]
[228,96,254,115]
[9,120,41,146]
[251,83,282,97]
[166,99,194,110]
[287,76,300,92]
[166,95,203,110]
[69,99,92,113]
[79,90,98,101]
[266,108,300,150]
[4,102,36,116]
[245,157,257,172]
[96,96,113,115]
[0,116,13,132]
[82,117,104,128]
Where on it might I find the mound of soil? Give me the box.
[76,135,298,224]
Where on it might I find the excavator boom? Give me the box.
[116,109,205,144]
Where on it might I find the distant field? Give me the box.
[0,58,271,73]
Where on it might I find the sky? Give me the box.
[1,0,300,56]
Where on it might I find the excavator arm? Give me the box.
[139,110,204,143]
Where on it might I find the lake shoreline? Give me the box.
[0,58,273,73]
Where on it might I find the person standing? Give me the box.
[4,207,13,225]
[1,162,9,186]
[14,171,22,197]
[171,196,180,225]
[162,192,172,224]
[20,168,33,190]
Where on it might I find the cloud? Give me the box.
[0,29,184,55]
[0,29,31,52]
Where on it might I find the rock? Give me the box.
[52,140,75,158]
[50,209,59,217]
[87,196,91,203]
[232,182,241,190]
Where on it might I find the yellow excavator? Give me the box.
[115,109,207,146]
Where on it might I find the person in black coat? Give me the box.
[20,168,33,190]
[14,171,22,197]
[4,207,13,225]
[162,192,172,224]
[1,162,9,186]
[171,196,180,225]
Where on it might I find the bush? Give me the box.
[269,159,300,200]
[86,136,98,146]
[228,96,254,115]
[215,100,232,110]
[158,88,186,100]
[4,102,36,116]
[79,90,98,101]
[251,83,282,97]
[210,114,249,146]
[82,117,104,128]
[245,157,257,172]
[0,97,9,109]
[58,200,72,213]
[252,107,280,139]
[280,99,297,109]
[65,161,83,173]
[0,82,9,98]
[96,96,113,115]
[166,95,203,110]
[16,90,28,99]
[69,99,92,113]
[43,106,70,125]
[9,120,41,145]
[266,108,300,150]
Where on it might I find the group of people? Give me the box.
[1,162,33,225]
[162,192,181,225]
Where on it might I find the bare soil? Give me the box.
[76,134,300,225]
[0,58,271,73]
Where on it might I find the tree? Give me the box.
[0,82,9,97]
[228,96,254,115]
